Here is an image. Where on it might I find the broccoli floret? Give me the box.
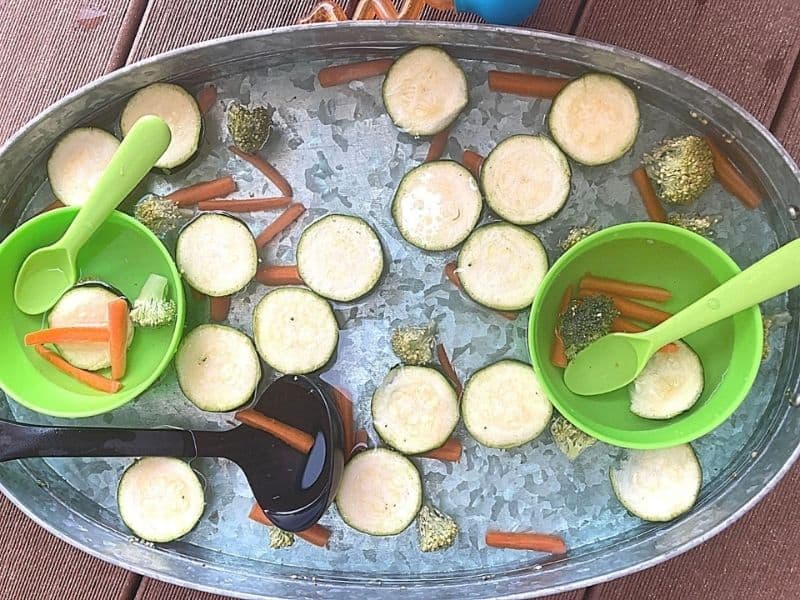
[130,273,176,328]
[417,505,458,552]
[643,135,714,205]
[227,102,274,154]
[550,414,597,460]
[391,324,436,365]
[268,527,295,549]
[134,194,184,237]
[558,294,619,359]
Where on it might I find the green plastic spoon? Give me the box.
[13,115,171,315]
[564,237,800,396]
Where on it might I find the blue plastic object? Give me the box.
[454,0,541,25]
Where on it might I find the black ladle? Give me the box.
[0,375,345,532]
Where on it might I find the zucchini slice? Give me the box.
[548,73,640,166]
[382,46,468,136]
[175,324,261,412]
[456,223,548,311]
[47,128,120,206]
[481,135,571,225]
[336,448,422,536]
[462,360,552,449]
[610,444,702,522]
[176,213,258,297]
[392,161,482,251]
[297,214,384,302]
[117,457,205,543]
[48,285,133,371]
[253,287,338,375]
[629,341,704,420]
[372,366,459,454]
[120,83,201,170]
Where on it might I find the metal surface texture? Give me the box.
[0,22,798,600]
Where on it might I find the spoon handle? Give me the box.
[646,237,800,348]
[59,115,171,252]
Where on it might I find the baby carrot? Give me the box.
[426,126,451,162]
[704,137,761,209]
[420,437,463,462]
[255,203,306,249]
[209,295,231,322]
[331,386,354,459]
[25,327,109,345]
[462,150,485,179]
[550,286,573,368]
[248,503,331,547]
[229,146,293,197]
[610,317,646,334]
[318,58,394,87]
[107,299,129,381]
[255,265,304,286]
[580,274,671,303]
[196,84,217,114]
[235,409,314,454]
[579,289,671,325]
[485,530,567,554]
[34,345,121,393]
[197,197,292,212]
[488,71,569,99]
[351,429,370,459]
[167,175,238,207]
[631,167,668,223]
[437,343,462,397]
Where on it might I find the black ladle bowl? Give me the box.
[0,375,345,532]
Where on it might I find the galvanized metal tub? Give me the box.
[0,22,798,600]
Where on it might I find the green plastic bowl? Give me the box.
[529,222,763,449]
[0,207,186,418]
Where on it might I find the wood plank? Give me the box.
[575,0,800,124]
[772,59,800,161]
[0,494,138,599]
[0,0,139,143]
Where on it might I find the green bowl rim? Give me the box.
[528,221,763,449]
[0,207,186,418]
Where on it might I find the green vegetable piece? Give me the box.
[226,102,274,154]
[134,193,184,237]
[417,505,458,552]
[558,294,619,359]
[130,273,177,328]
[550,414,596,460]
[390,324,435,365]
[643,135,714,205]
[667,212,720,237]
[268,527,295,549]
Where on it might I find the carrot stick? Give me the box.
[189,286,206,302]
[426,126,451,162]
[196,84,217,114]
[255,203,306,249]
[331,386,354,458]
[318,58,394,87]
[660,343,679,353]
[485,530,567,554]
[550,286,572,368]
[631,167,667,223]
[255,265,304,286]
[209,295,231,322]
[25,327,109,346]
[578,289,671,325]
[248,503,331,547]
[462,150,484,179]
[610,317,646,334]
[108,299,128,381]
[167,175,238,207]
[488,71,569,99]
[444,262,518,321]
[436,343,462,396]
[197,197,292,212]
[351,428,369,459]
[420,437,462,462]
[235,409,314,454]
[228,146,293,197]
[579,274,671,303]
[34,345,122,393]
[704,137,761,209]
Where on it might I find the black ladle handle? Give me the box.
[0,419,228,462]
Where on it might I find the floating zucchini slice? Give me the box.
[392,161,482,251]
[175,324,261,412]
[120,82,201,170]
[610,444,702,522]
[456,223,548,311]
[548,73,640,165]
[297,214,384,302]
[336,448,422,536]
[117,457,205,543]
[47,127,120,206]
[371,365,459,454]
[481,135,571,225]
[462,360,553,448]
[382,46,468,136]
